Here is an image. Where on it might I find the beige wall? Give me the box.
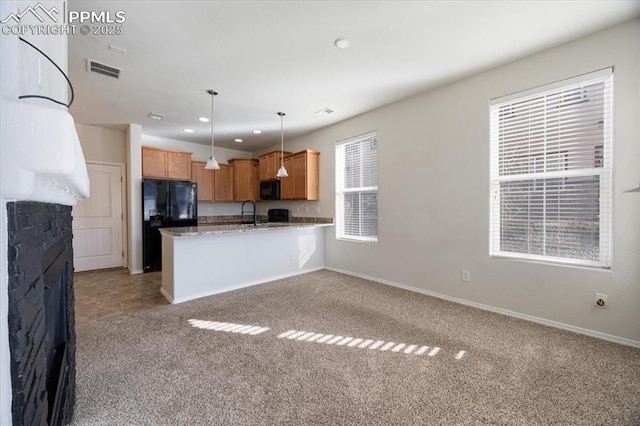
[263,20,640,344]
[76,124,127,164]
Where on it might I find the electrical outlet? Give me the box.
[315,206,321,213]
[594,293,608,308]
[461,270,470,283]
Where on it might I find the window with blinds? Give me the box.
[336,132,378,242]
[489,69,612,268]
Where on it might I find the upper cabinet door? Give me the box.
[253,163,260,202]
[142,147,167,178]
[284,150,319,200]
[280,156,294,200]
[214,164,234,201]
[142,147,192,180]
[230,159,258,202]
[167,151,192,180]
[191,161,213,201]
[259,150,291,181]
[292,153,307,200]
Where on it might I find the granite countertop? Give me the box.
[160,222,334,237]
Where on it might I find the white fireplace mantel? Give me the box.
[0,99,90,206]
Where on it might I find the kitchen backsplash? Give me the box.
[198,215,333,224]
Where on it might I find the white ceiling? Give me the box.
[67,1,640,152]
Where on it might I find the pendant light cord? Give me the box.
[18,36,75,108]
[208,90,218,157]
[279,112,285,167]
[211,92,216,157]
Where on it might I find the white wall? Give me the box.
[263,20,640,344]
[127,124,143,273]
[0,1,69,423]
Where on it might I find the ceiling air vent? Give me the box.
[314,107,334,118]
[86,58,123,79]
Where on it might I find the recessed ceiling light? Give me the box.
[148,112,164,120]
[198,117,210,122]
[252,130,262,134]
[184,128,194,133]
[234,139,243,143]
[334,38,350,49]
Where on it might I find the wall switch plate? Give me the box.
[461,270,470,282]
[594,293,608,308]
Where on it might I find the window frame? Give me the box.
[335,131,379,243]
[489,69,613,269]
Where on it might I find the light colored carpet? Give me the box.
[73,270,640,425]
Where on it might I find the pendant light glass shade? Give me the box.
[205,90,220,170]
[206,157,219,170]
[276,165,288,178]
[276,112,288,178]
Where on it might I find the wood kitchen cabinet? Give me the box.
[253,162,260,201]
[259,150,291,181]
[142,146,192,180]
[281,150,320,200]
[191,161,214,201]
[230,158,258,201]
[280,156,294,200]
[214,164,234,202]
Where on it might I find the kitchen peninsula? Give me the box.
[159,222,332,304]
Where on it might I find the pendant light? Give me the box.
[276,112,288,178]
[205,89,220,170]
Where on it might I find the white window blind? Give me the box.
[490,69,612,268]
[336,132,378,242]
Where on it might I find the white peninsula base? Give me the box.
[160,224,328,304]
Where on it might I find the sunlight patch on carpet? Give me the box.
[277,329,467,360]
[188,319,269,335]
[187,321,468,360]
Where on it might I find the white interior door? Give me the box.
[73,163,124,272]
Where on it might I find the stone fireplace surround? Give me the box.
[6,201,76,425]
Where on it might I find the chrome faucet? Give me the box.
[241,200,257,226]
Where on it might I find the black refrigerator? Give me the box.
[142,179,198,272]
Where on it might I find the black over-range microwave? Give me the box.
[260,180,281,200]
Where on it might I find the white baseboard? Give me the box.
[169,267,325,305]
[159,287,173,304]
[325,267,640,349]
